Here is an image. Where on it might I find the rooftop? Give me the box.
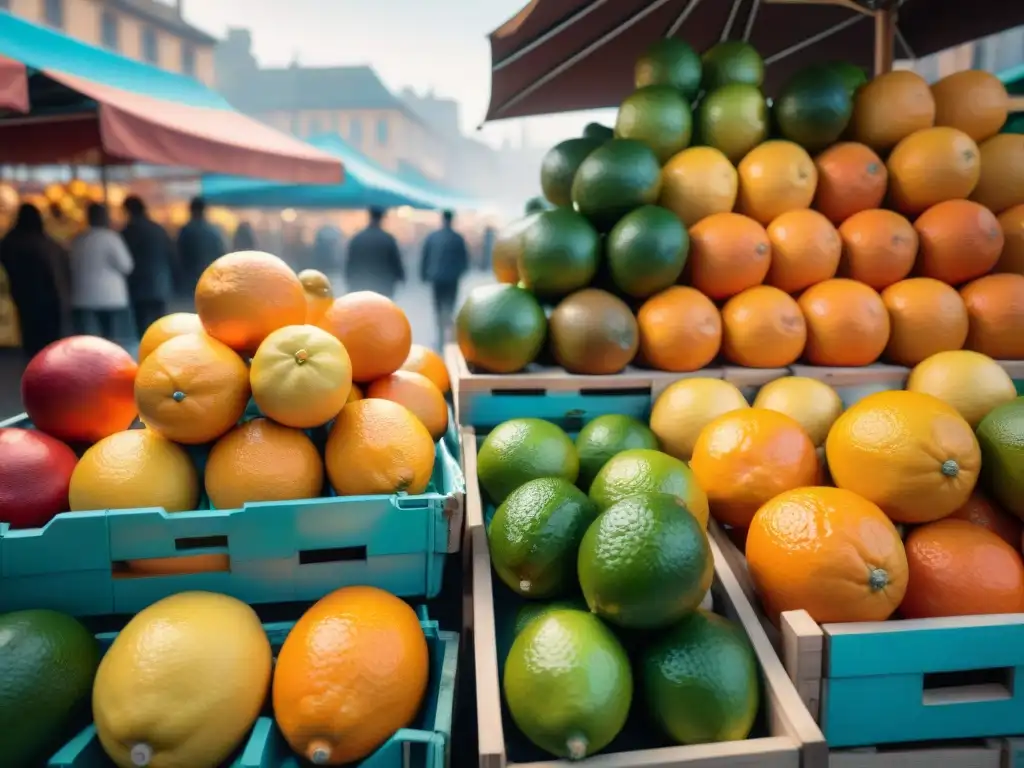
[111,0,218,45]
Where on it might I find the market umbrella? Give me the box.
[485,0,1024,121]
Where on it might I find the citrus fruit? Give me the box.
[914,199,1003,285]
[643,610,759,744]
[588,448,709,525]
[488,477,599,598]
[881,278,969,366]
[21,336,137,444]
[701,41,764,90]
[826,390,981,523]
[195,250,306,353]
[798,279,890,367]
[570,139,662,230]
[687,212,771,300]
[519,208,600,297]
[773,65,853,152]
[901,520,1024,618]
[837,209,918,290]
[615,85,693,164]
[696,83,769,163]
[93,592,271,768]
[274,586,428,765]
[134,333,250,445]
[579,493,712,629]
[746,487,908,622]
[948,491,1023,548]
[347,383,363,403]
[720,285,806,368]
[205,418,323,509]
[575,414,659,490]
[636,286,721,373]
[849,70,935,152]
[549,289,639,375]
[737,140,818,225]
[649,378,749,462]
[606,205,688,298]
[476,418,578,504]
[931,70,1009,143]
[812,142,887,225]
[400,343,450,394]
[318,291,411,383]
[690,409,818,529]
[635,38,702,100]
[137,312,204,362]
[765,209,841,294]
[970,133,1024,214]
[824,60,868,97]
[325,398,435,496]
[492,214,539,283]
[455,284,546,374]
[976,398,1024,519]
[906,350,1016,428]
[367,370,448,441]
[250,324,352,429]
[658,146,738,227]
[504,610,631,761]
[886,127,981,216]
[996,204,1024,274]
[540,138,602,207]
[960,273,1024,359]
[297,268,334,324]
[513,598,589,637]
[0,428,77,529]
[583,123,615,141]
[752,377,843,447]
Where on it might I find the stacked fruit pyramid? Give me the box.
[0,253,454,767]
[457,39,1024,375]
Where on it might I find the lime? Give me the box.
[615,85,693,163]
[575,414,659,490]
[635,38,702,100]
[606,205,689,299]
[477,418,578,504]
[589,448,709,524]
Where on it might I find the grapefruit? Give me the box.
[0,428,77,529]
[658,146,738,227]
[752,377,843,447]
[137,313,204,362]
[906,350,1016,428]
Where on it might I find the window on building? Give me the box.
[349,118,363,146]
[44,0,64,29]
[101,10,119,50]
[376,118,389,146]
[181,44,196,76]
[142,26,159,64]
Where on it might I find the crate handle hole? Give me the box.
[579,387,649,397]
[175,535,228,551]
[922,667,1015,706]
[488,388,547,396]
[298,545,367,565]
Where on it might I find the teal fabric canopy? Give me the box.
[999,63,1024,134]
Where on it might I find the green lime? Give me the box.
[615,85,693,164]
[575,414,660,490]
[513,598,588,636]
[606,205,689,299]
[824,60,869,98]
[519,208,601,299]
[697,83,769,163]
[976,398,1024,519]
[571,139,662,231]
[583,122,615,142]
[774,65,853,152]
[635,38,702,101]
[541,138,603,208]
[701,41,765,91]
[455,284,547,374]
[477,418,578,504]
[589,448,709,524]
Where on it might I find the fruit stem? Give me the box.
[295,348,309,365]
[171,390,186,402]
[941,460,959,477]
[566,735,589,761]
[307,740,332,765]
[868,567,889,591]
[129,743,153,767]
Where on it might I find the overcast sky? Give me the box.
[181,0,614,148]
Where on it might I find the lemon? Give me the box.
[753,376,844,446]
[906,350,1016,428]
[649,378,748,461]
[298,269,334,324]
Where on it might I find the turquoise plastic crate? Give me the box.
[47,605,459,768]
[0,414,464,616]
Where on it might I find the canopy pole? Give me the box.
[873,7,896,75]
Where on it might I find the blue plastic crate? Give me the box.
[0,414,465,616]
[47,605,459,768]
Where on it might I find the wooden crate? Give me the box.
[464,428,827,768]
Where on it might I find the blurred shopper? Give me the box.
[313,224,343,276]
[420,210,469,351]
[344,206,405,298]
[69,203,134,341]
[233,221,257,251]
[47,202,80,248]
[177,197,225,295]
[122,195,176,339]
[480,225,496,271]
[0,203,70,358]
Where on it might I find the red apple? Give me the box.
[0,428,78,528]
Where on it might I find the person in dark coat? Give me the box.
[232,222,257,251]
[420,210,469,351]
[0,203,70,359]
[121,195,176,339]
[344,207,405,298]
[176,197,225,296]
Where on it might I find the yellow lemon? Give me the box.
[906,350,1016,428]
[298,269,334,324]
[649,378,749,461]
[753,376,844,446]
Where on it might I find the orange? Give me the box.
[746,487,908,623]
[970,133,1024,214]
[914,199,1003,285]
[325,398,435,496]
[297,268,335,324]
[690,409,818,529]
[960,273,1024,359]
[134,333,250,445]
[658,146,738,227]
[886,127,980,216]
[400,343,451,394]
[837,209,918,290]
[366,371,448,441]
[636,286,721,373]
[318,291,412,383]
[995,204,1024,274]
[250,324,352,429]
[826,390,981,524]
[736,140,818,225]
[273,585,429,765]
[931,70,1009,143]
[195,251,307,353]
[137,312,205,362]
[347,383,364,404]
[812,142,888,225]
[204,418,324,510]
[948,491,1023,549]
[901,520,1024,619]
[687,212,771,300]
[881,278,968,366]
[850,70,936,153]
[798,279,890,367]
[765,209,841,294]
[720,286,806,368]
